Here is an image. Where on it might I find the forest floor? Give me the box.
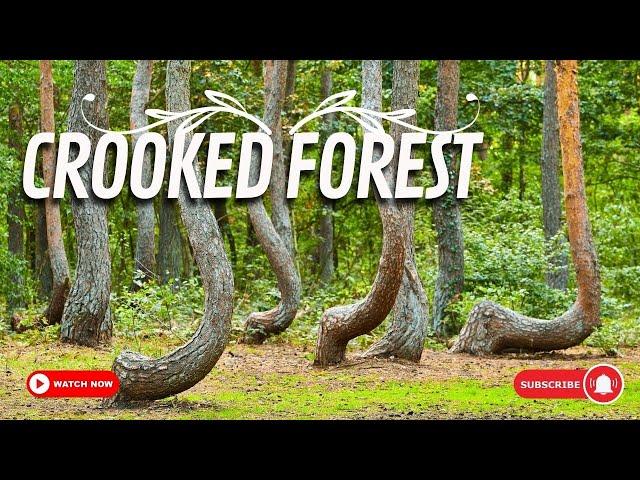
[1,333,639,419]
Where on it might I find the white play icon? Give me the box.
[29,373,50,395]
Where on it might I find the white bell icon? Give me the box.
[594,374,613,395]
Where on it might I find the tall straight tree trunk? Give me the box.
[158,192,183,286]
[130,60,157,285]
[242,60,301,344]
[541,60,568,290]
[451,60,600,355]
[35,204,52,298]
[269,60,295,256]
[518,150,526,200]
[109,60,234,404]
[317,65,335,285]
[41,63,70,325]
[363,60,428,362]
[213,199,236,266]
[431,60,464,336]
[60,60,112,346]
[315,60,405,366]
[7,102,26,321]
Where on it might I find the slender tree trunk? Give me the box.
[241,60,301,344]
[7,102,26,321]
[500,138,514,193]
[317,65,335,285]
[35,204,52,298]
[60,60,112,346]
[158,191,183,287]
[131,60,157,285]
[363,60,428,362]
[518,149,526,200]
[245,212,257,247]
[315,60,406,366]
[214,199,236,266]
[431,60,464,336]
[269,61,295,256]
[109,60,234,404]
[451,60,600,355]
[40,61,71,326]
[541,60,569,290]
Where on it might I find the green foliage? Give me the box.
[112,277,205,349]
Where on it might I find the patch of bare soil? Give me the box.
[1,339,637,419]
[218,342,637,383]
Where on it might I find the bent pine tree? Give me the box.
[451,60,600,355]
[108,60,234,404]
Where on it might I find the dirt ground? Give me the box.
[1,339,639,419]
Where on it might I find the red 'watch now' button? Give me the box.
[26,370,119,398]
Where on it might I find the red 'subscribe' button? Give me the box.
[514,369,587,399]
[26,370,119,398]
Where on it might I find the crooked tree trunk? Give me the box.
[7,102,26,321]
[108,60,234,404]
[242,60,301,344]
[451,60,600,355]
[317,65,335,285]
[541,60,569,290]
[363,60,427,363]
[131,60,157,285]
[431,60,465,336]
[315,60,405,366]
[60,60,112,346]
[40,60,71,325]
[269,60,295,256]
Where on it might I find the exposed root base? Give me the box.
[450,300,590,355]
[361,345,422,363]
[240,306,294,345]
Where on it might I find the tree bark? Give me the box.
[241,60,301,344]
[60,60,112,346]
[40,60,71,325]
[35,203,53,299]
[269,61,295,256]
[363,60,428,362]
[317,65,335,285]
[108,60,234,404]
[541,60,569,290]
[451,60,601,355]
[315,60,405,366]
[158,192,184,287]
[131,60,157,285]
[213,199,236,266]
[431,60,464,336]
[7,102,26,320]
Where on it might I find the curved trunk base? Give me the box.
[314,305,355,366]
[450,300,592,355]
[363,263,428,362]
[108,60,234,406]
[241,302,296,344]
[241,198,301,344]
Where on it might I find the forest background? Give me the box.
[0,60,638,419]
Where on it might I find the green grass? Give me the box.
[174,372,640,419]
[1,330,638,419]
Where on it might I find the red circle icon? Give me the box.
[583,364,624,405]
